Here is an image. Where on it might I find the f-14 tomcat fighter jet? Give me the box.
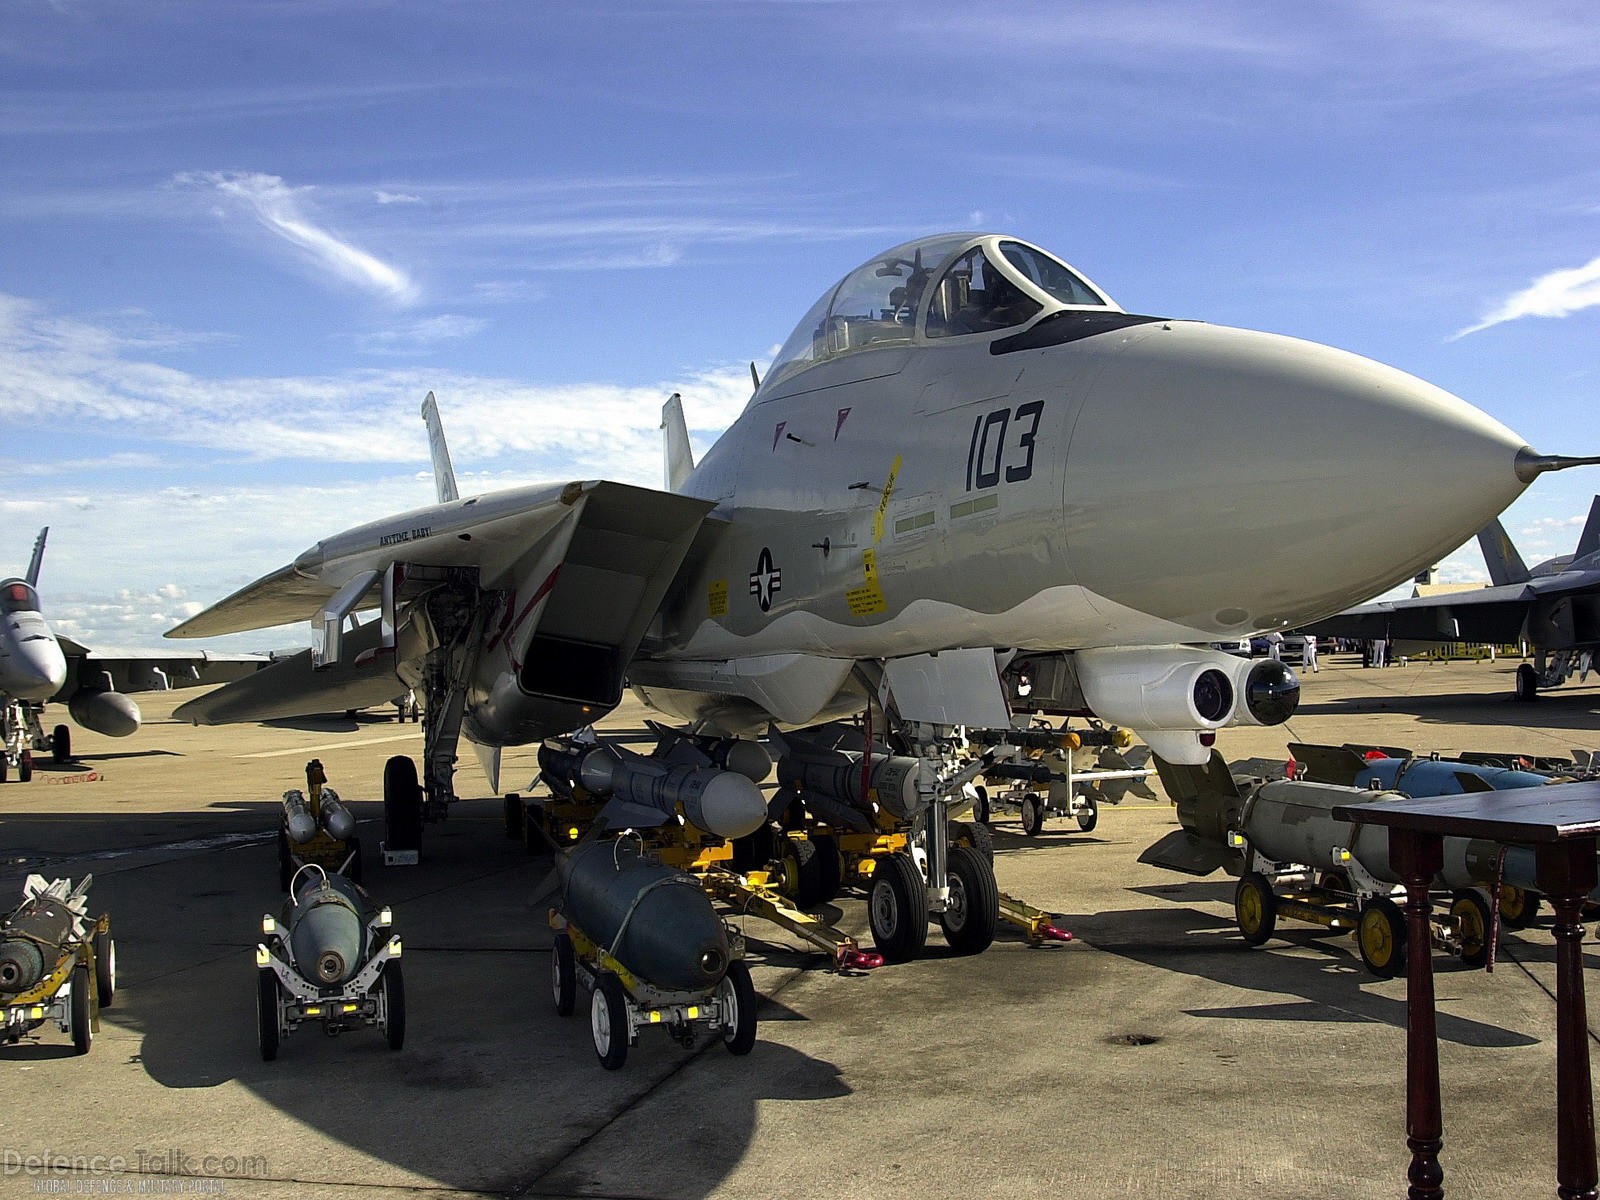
[1,528,266,781]
[168,232,1587,888]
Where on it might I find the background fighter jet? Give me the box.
[166,233,1589,871]
[0,527,266,781]
[1308,496,1600,701]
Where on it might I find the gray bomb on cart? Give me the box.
[278,758,362,889]
[0,874,114,1054]
[549,839,758,1071]
[255,864,404,1060]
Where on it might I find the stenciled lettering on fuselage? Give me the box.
[379,526,432,548]
[965,400,1044,490]
[749,547,782,613]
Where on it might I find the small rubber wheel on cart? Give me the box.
[93,929,115,1009]
[17,751,31,783]
[868,852,929,963]
[591,971,630,1070]
[70,963,93,1055]
[552,931,577,1017]
[939,845,999,956]
[1076,792,1099,833]
[1234,872,1278,946]
[1020,793,1045,837]
[777,834,817,906]
[276,828,294,893]
[809,833,843,905]
[52,724,71,764]
[1317,870,1353,900]
[503,793,524,840]
[971,785,991,826]
[381,960,406,1050]
[1515,662,1539,702]
[256,967,280,1061]
[951,819,994,865]
[719,959,759,1056]
[1357,896,1407,978]
[1451,888,1493,969]
[1499,884,1541,929]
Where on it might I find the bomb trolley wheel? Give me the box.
[1499,884,1541,929]
[591,971,630,1071]
[1450,888,1493,969]
[380,961,406,1051]
[1357,896,1407,978]
[1235,872,1278,946]
[552,931,577,1016]
[256,967,280,1061]
[69,964,93,1055]
[93,927,115,1009]
[1020,793,1045,837]
[719,959,758,1055]
[1075,792,1099,832]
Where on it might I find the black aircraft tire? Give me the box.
[939,846,999,956]
[17,752,31,783]
[951,820,994,865]
[1235,872,1278,946]
[503,794,524,840]
[1020,794,1044,837]
[93,931,115,1009]
[810,834,843,905]
[1358,896,1408,978]
[552,932,577,1017]
[972,785,991,826]
[382,961,406,1051]
[720,959,759,1056]
[52,725,71,764]
[1516,663,1539,702]
[257,968,280,1061]
[70,964,92,1055]
[1451,888,1493,970]
[383,756,424,853]
[867,852,928,963]
[591,972,630,1071]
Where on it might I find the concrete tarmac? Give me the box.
[1,653,1596,1198]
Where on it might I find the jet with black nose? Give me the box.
[167,232,1584,862]
[0,527,267,781]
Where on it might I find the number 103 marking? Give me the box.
[965,400,1044,490]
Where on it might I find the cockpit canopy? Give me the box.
[760,233,1116,396]
[1,580,40,615]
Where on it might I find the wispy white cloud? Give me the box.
[355,314,487,355]
[375,190,422,205]
[177,171,418,302]
[1454,253,1600,337]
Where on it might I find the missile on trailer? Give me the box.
[0,875,93,994]
[541,742,767,839]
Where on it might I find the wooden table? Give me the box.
[1333,782,1600,1200]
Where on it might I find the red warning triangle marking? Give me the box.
[835,408,852,440]
[772,421,786,451]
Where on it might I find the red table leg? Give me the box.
[1392,829,1446,1200]
[1536,840,1599,1200]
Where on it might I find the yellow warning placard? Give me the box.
[707,578,728,618]
[871,455,902,544]
[846,548,887,616]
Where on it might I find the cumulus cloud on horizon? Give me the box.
[178,171,419,303]
[1454,251,1600,338]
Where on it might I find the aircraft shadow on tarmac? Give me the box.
[1295,682,1600,736]
[17,802,850,1195]
[1070,890,1540,1050]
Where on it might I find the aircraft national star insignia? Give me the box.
[749,547,782,612]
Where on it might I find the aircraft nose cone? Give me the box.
[6,634,68,701]
[1061,321,1529,633]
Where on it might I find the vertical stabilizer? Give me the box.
[1477,518,1531,586]
[25,527,47,587]
[1574,496,1600,563]
[420,392,460,503]
[661,392,694,492]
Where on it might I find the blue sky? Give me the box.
[1,1,1598,649]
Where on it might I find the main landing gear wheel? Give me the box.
[383,755,424,855]
[1357,896,1407,978]
[939,845,999,956]
[719,959,758,1055]
[381,961,406,1051]
[868,852,928,963]
[952,819,994,865]
[1234,872,1278,946]
[591,971,630,1070]
[552,931,577,1017]
[1515,663,1539,702]
[17,751,31,783]
[256,968,280,1061]
[1020,793,1045,837]
[1076,793,1100,833]
[1451,888,1493,969]
[94,929,116,1008]
[70,964,92,1055]
[52,724,71,764]
[503,794,524,841]
[1499,884,1541,929]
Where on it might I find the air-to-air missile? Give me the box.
[0,874,114,1054]
[1140,749,1600,977]
[255,864,403,1060]
[549,838,759,1070]
[538,737,768,840]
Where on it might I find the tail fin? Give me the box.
[1574,496,1600,563]
[25,527,47,587]
[420,392,460,503]
[1477,518,1531,586]
[661,392,694,492]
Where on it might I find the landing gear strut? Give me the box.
[1,700,54,783]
